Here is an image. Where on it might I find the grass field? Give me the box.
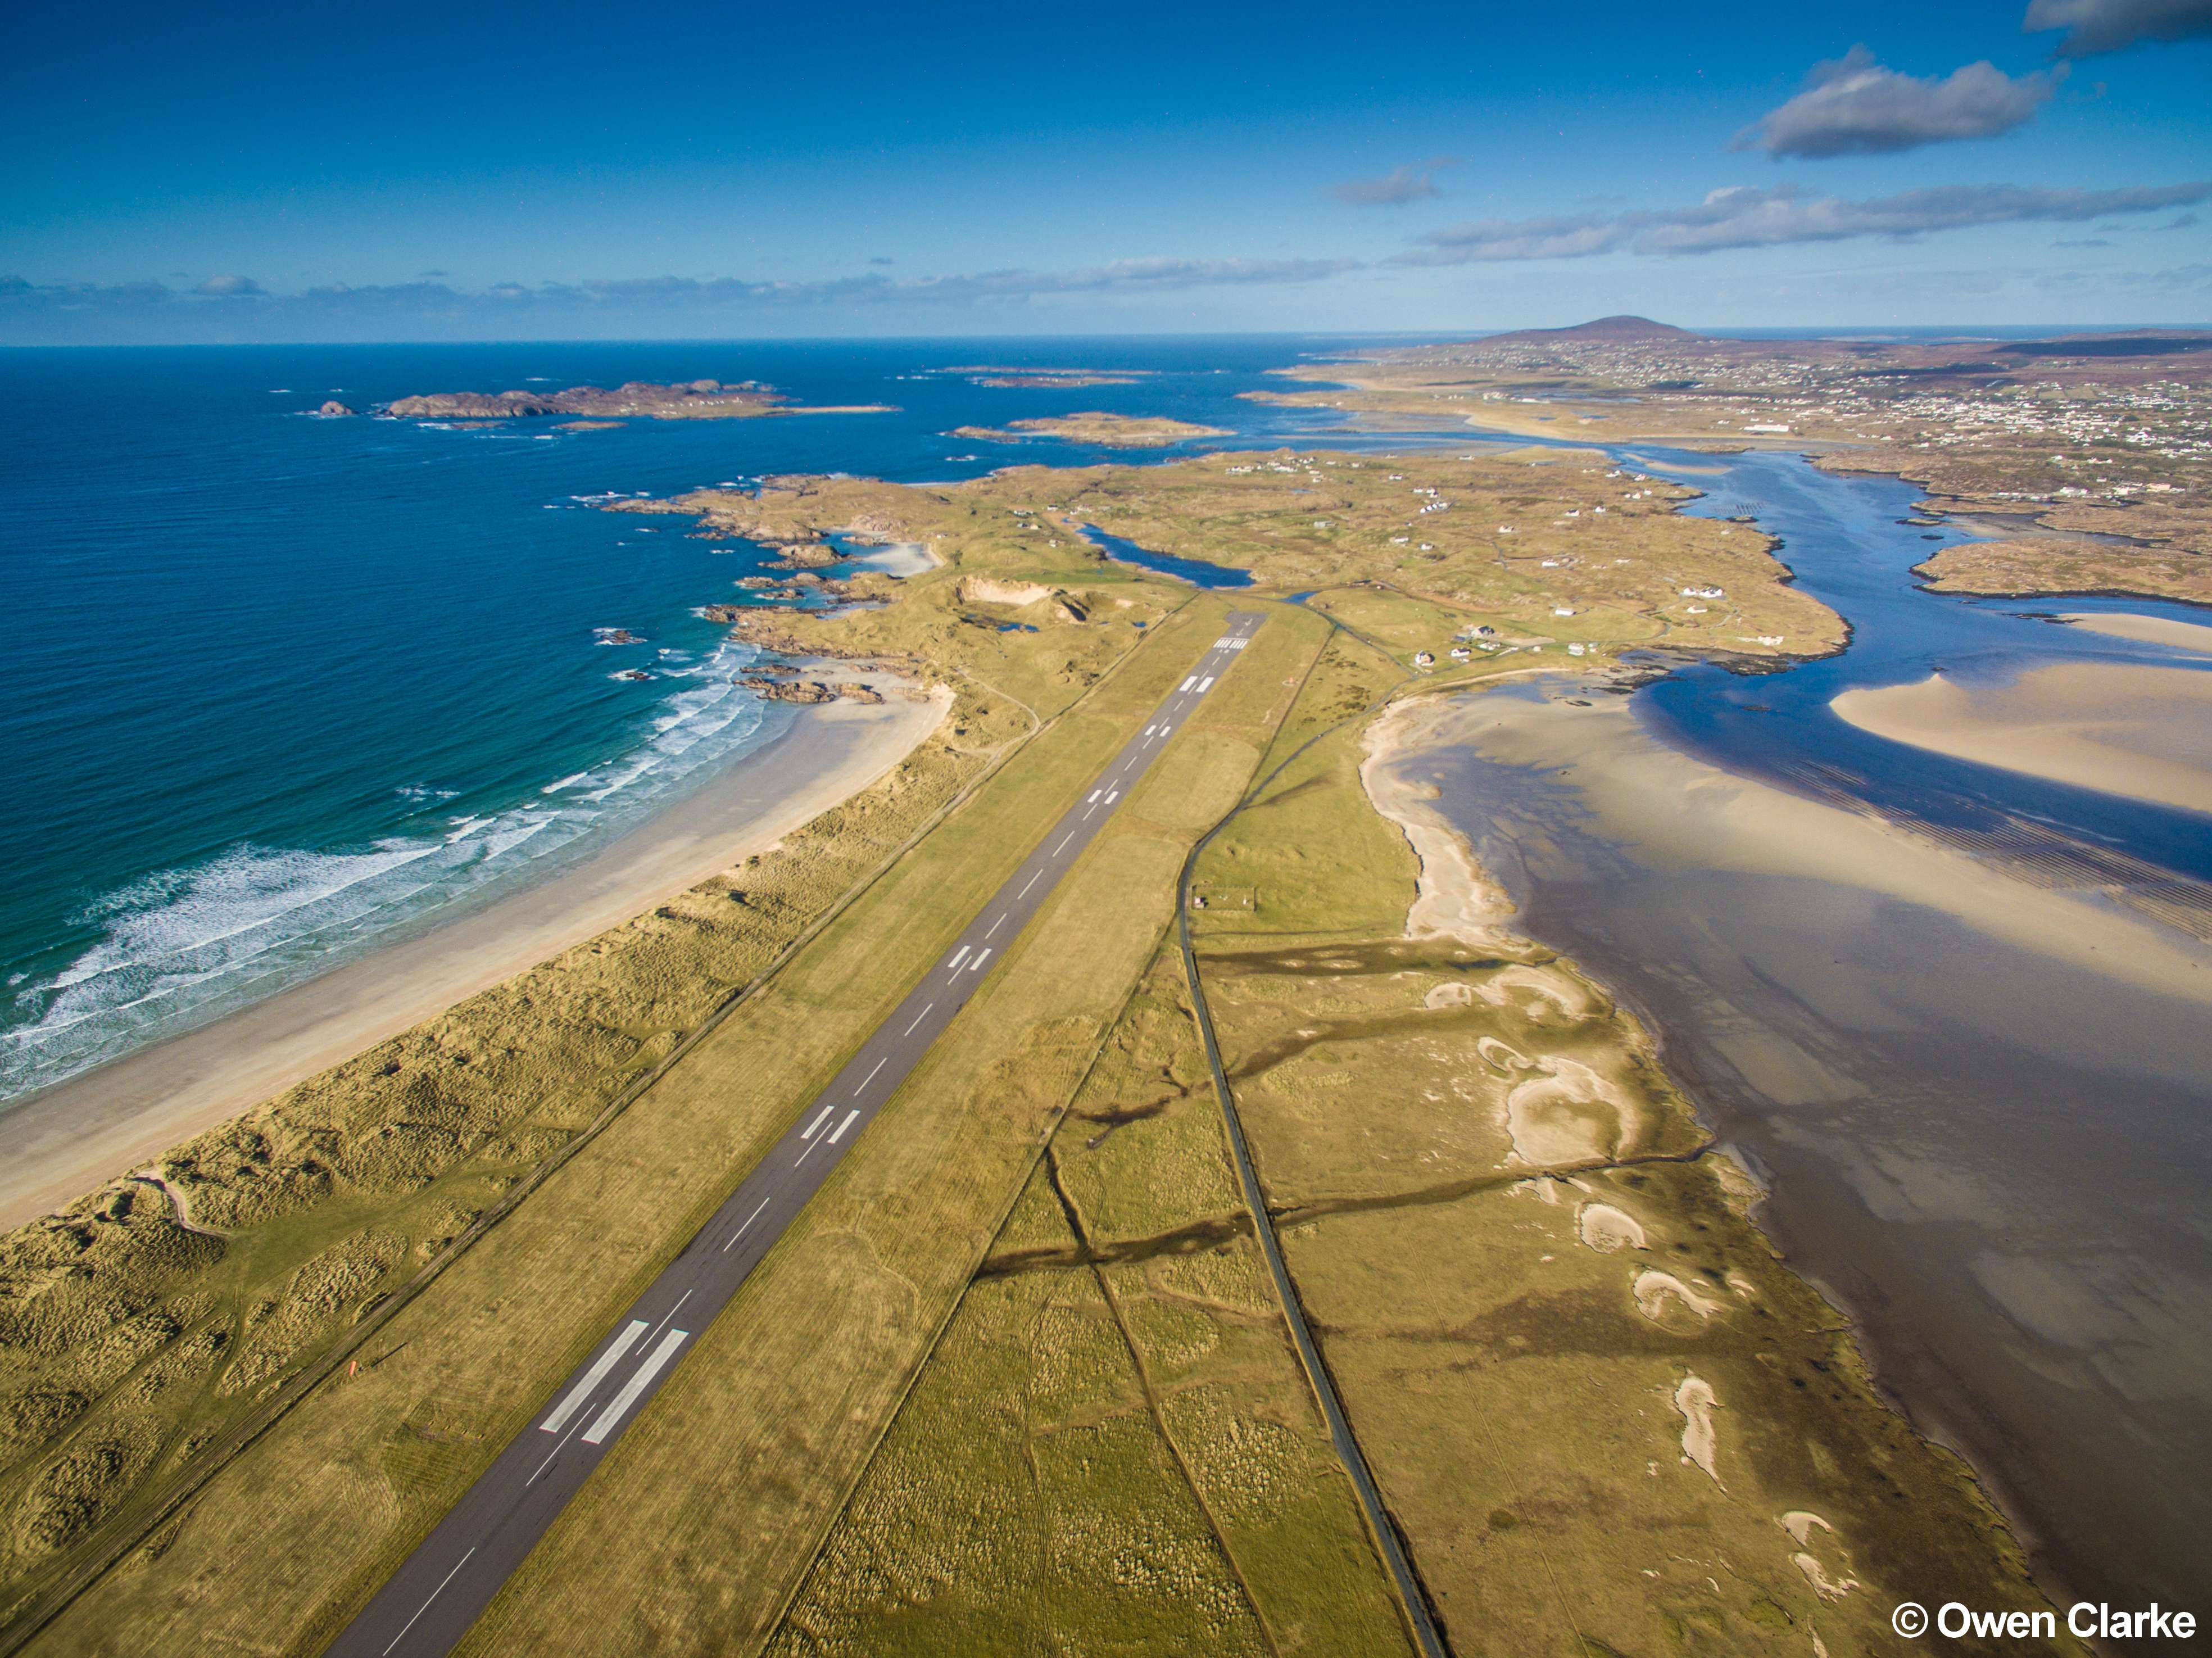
[759,948,1417,1658]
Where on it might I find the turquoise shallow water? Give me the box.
[0,337,1393,1098]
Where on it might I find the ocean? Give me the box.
[0,337,1390,1100]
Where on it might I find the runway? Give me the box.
[325,613,1266,1658]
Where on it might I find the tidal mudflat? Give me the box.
[1379,676,2212,1611]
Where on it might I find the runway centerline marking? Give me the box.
[382,1548,475,1656]
[985,912,1007,939]
[646,1289,692,1347]
[1016,870,1041,899]
[721,1197,770,1253]
[902,1003,934,1036]
[854,1057,887,1095]
[1053,832,1076,855]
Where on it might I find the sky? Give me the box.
[3,0,2208,343]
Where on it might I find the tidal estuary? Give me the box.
[1381,446,2212,1611]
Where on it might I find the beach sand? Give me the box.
[0,687,950,1227]
[1832,662,2212,817]
[2059,610,2212,655]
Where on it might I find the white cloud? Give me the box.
[1733,47,2060,158]
[192,274,264,296]
[1330,157,1463,207]
[0,255,1366,344]
[2025,0,2212,56]
[1393,180,2212,263]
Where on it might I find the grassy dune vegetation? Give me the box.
[10,443,2029,1655]
[648,446,1844,669]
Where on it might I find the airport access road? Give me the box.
[325,611,1266,1658]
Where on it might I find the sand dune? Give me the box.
[1832,662,2212,817]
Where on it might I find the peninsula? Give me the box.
[1255,316,2212,605]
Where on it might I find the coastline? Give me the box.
[0,686,950,1228]
[1368,670,2212,1610]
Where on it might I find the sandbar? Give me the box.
[2059,611,2212,655]
[1832,662,2212,817]
[0,687,950,1226]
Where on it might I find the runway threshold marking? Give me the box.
[581,1329,689,1445]
[968,948,992,973]
[382,1549,475,1656]
[827,1109,860,1145]
[540,1321,649,1434]
[801,1107,835,1140]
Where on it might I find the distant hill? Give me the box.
[1473,315,1702,348]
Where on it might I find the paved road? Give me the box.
[327,613,1266,1658]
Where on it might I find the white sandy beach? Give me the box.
[0,687,949,1227]
[1831,662,2212,817]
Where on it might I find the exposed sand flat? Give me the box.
[2059,611,2212,655]
[1385,685,2212,1010]
[1832,662,2212,817]
[0,688,950,1227]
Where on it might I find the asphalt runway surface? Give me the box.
[327,613,1266,1658]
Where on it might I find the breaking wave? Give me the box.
[2,638,772,1098]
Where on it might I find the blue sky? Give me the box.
[3,0,2207,341]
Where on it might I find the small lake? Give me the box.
[1080,523,1255,588]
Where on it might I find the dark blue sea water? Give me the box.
[0,337,1407,1099]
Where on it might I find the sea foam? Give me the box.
[3,638,771,1099]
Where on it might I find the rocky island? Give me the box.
[950,411,1233,448]
[382,379,895,423]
